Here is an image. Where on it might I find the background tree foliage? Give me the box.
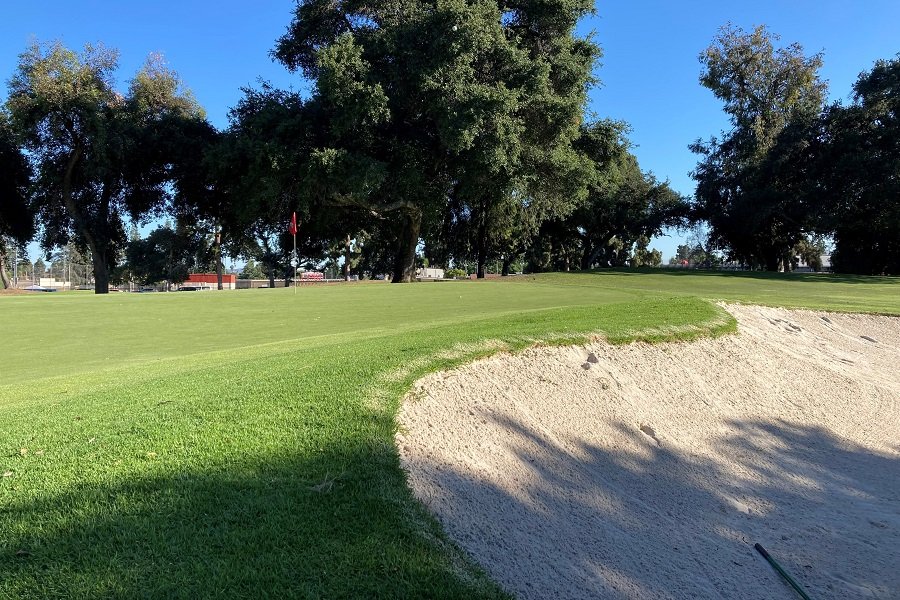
[212,85,356,287]
[692,27,899,275]
[125,221,213,288]
[527,120,687,272]
[818,57,900,274]
[691,24,826,271]
[5,42,210,293]
[669,243,709,267]
[0,113,34,288]
[271,0,598,281]
[5,18,898,287]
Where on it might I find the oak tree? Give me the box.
[6,42,207,293]
[691,24,826,270]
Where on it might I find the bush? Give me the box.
[445,268,467,279]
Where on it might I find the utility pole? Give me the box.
[13,243,18,288]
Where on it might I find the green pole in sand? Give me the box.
[754,543,812,600]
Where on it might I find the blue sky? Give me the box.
[3,1,899,261]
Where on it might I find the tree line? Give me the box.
[693,24,900,275]
[2,9,898,294]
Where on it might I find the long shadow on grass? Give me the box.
[412,415,899,599]
[0,438,506,599]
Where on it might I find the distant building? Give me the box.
[39,277,70,289]
[417,267,444,279]
[794,254,832,273]
[184,273,237,289]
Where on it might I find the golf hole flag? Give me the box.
[289,212,298,236]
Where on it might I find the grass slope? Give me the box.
[1,272,896,598]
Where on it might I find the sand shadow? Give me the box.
[413,412,899,599]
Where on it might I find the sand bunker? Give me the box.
[398,304,900,599]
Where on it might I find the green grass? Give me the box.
[508,269,900,314]
[1,272,897,598]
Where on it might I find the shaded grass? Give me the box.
[1,271,896,597]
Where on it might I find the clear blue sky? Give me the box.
[3,1,899,261]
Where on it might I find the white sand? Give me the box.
[397,304,900,599]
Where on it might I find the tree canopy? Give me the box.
[5,42,210,293]
[269,0,598,281]
[691,24,826,270]
[818,57,900,274]
[692,26,900,275]
[524,120,687,272]
[125,222,212,288]
[0,114,33,244]
[0,114,34,288]
[4,18,898,288]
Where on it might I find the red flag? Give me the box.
[289,212,297,236]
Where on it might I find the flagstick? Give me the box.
[293,231,297,295]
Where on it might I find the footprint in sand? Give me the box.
[639,424,661,447]
[769,318,802,333]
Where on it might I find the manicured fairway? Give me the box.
[507,269,900,314]
[1,271,897,598]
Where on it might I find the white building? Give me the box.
[416,267,445,279]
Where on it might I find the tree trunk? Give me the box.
[61,145,110,294]
[782,251,794,273]
[501,257,511,276]
[392,209,421,283]
[92,249,110,294]
[476,216,487,279]
[344,233,351,281]
[215,230,224,290]
[268,270,276,289]
[0,245,11,289]
[580,244,593,271]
